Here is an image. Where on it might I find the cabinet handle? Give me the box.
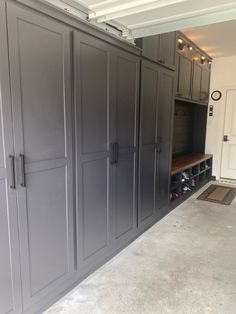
[157,137,162,153]
[9,155,16,189]
[110,143,119,164]
[110,143,115,165]
[19,154,26,187]
[114,142,119,164]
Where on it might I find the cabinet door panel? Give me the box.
[114,154,136,239]
[139,150,156,222]
[112,50,139,242]
[141,35,160,62]
[178,54,192,99]
[201,69,210,104]
[192,63,202,101]
[159,32,176,68]
[157,68,174,210]
[139,61,158,227]
[74,31,111,268]
[82,159,109,259]
[0,2,22,313]
[7,3,74,310]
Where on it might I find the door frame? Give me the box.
[220,86,236,180]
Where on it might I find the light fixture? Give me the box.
[188,45,193,51]
[177,38,185,50]
[200,56,206,64]
[208,60,212,65]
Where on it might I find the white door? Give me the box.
[221,89,236,179]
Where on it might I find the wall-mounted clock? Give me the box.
[211,90,222,101]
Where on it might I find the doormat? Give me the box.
[197,184,236,205]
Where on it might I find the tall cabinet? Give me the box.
[74,31,139,273]
[139,59,174,228]
[6,3,75,312]
[0,2,22,313]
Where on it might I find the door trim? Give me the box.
[220,86,236,180]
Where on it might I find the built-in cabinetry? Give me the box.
[0,1,212,313]
[5,3,75,312]
[74,30,139,272]
[176,33,211,105]
[0,3,22,313]
[138,32,176,69]
[170,154,213,204]
[139,59,174,228]
[0,1,140,313]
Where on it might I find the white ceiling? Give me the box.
[182,20,236,58]
[45,0,236,41]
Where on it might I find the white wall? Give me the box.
[205,55,236,179]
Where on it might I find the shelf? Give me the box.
[170,153,213,203]
[175,96,208,106]
[171,153,213,175]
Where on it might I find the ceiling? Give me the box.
[45,0,236,42]
[182,20,236,58]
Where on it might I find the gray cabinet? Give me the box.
[7,3,75,311]
[139,60,159,227]
[140,32,176,69]
[0,2,22,313]
[141,35,160,63]
[201,69,210,104]
[74,31,139,271]
[159,32,176,69]
[192,62,202,101]
[177,53,192,99]
[156,67,175,210]
[111,48,139,244]
[74,31,112,269]
[139,60,174,228]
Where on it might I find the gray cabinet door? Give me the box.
[138,60,159,228]
[159,32,176,69]
[111,48,139,244]
[7,3,74,310]
[201,69,210,104]
[178,53,192,99]
[192,62,202,101]
[74,31,112,270]
[141,35,160,63]
[0,3,22,313]
[156,67,175,211]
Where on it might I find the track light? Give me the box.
[200,56,206,64]
[178,38,185,50]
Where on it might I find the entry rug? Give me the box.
[197,184,236,205]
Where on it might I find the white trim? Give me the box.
[89,0,188,22]
[220,86,236,181]
[130,3,236,38]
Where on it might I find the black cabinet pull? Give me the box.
[115,142,119,164]
[110,143,119,164]
[110,143,115,165]
[19,154,26,187]
[157,136,162,153]
[9,155,16,189]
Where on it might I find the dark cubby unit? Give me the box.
[172,100,208,157]
[192,164,199,176]
[170,154,213,204]
[199,172,206,182]
[200,161,206,172]
[206,168,212,179]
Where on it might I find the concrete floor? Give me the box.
[45,182,236,314]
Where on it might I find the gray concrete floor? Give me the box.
[45,182,236,314]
